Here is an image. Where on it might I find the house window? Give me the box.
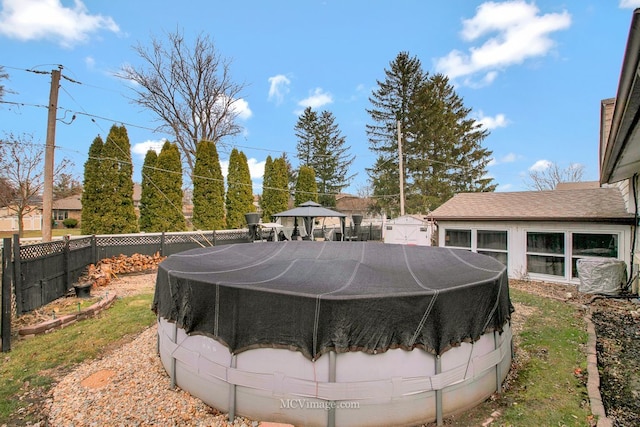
[571,233,618,278]
[53,210,68,221]
[444,229,471,248]
[477,230,508,265]
[526,231,621,279]
[526,232,565,276]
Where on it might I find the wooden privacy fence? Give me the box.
[0,229,250,352]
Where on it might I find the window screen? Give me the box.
[445,229,471,248]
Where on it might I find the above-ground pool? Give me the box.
[153,241,513,426]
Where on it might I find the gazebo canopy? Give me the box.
[272,200,346,218]
[272,201,346,240]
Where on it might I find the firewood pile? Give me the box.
[79,253,166,287]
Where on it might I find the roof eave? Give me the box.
[431,216,636,225]
[601,8,640,184]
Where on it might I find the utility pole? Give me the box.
[42,66,61,242]
[397,120,405,216]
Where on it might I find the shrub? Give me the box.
[62,218,78,228]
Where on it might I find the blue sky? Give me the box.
[1,0,639,196]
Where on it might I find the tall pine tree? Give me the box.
[139,149,160,232]
[366,52,426,217]
[295,165,318,206]
[295,107,354,207]
[367,52,495,215]
[95,125,138,234]
[81,136,104,234]
[153,141,186,231]
[225,148,255,228]
[192,140,226,230]
[405,74,496,211]
[272,156,291,213]
[260,155,274,222]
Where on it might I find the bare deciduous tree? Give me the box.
[524,161,585,191]
[0,133,71,237]
[118,30,246,175]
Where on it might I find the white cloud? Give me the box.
[215,95,252,121]
[132,139,165,159]
[501,152,518,163]
[84,56,95,69]
[435,0,571,85]
[296,88,333,113]
[0,0,120,48]
[219,157,265,181]
[529,159,552,172]
[247,158,266,180]
[268,74,291,105]
[476,111,508,130]
[232,98,252,120]
[620,0,640,8]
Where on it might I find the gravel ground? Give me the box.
[9,273,640,426]
[42,273,257,427]
[46,325,258,427]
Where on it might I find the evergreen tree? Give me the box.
[366,52,426,217]
[295,107,355,207]
[153,141,186,231]
[225,148,255,228]
[295,165,318,206]
[295,107,319,165]
[85,125,138,234]
[272,156,291,213]
[367,52,495,215]
[81,136,104,234]
[405,74,496,211]
[139,149,160,232]
[192,140,226,230]
[260,155,274,222]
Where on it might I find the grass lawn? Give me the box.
[0,229,82,239]
[0,287,592,426]
[0,293,156,424]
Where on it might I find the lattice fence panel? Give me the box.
[96,234,162,247]
[19,240,65,260]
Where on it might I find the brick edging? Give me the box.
[18,292,118,338]
[584,313,614,427]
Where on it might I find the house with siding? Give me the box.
[431,9,640,291]
[599,8,640,294]
[430,188,634,284]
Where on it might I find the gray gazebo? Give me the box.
[272,201,346,241]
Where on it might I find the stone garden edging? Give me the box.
[17,292,118,339]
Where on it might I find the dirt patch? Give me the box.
[80,369,116,389]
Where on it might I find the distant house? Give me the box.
[430,188,634,284]
[52,194,82,229]
[0,205,42,232]
[0,184,144,233]
[335,194,373,219]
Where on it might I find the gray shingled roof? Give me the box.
[430,188,634,223]
[53,195,82,210]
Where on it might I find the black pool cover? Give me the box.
[153,241,512,360]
